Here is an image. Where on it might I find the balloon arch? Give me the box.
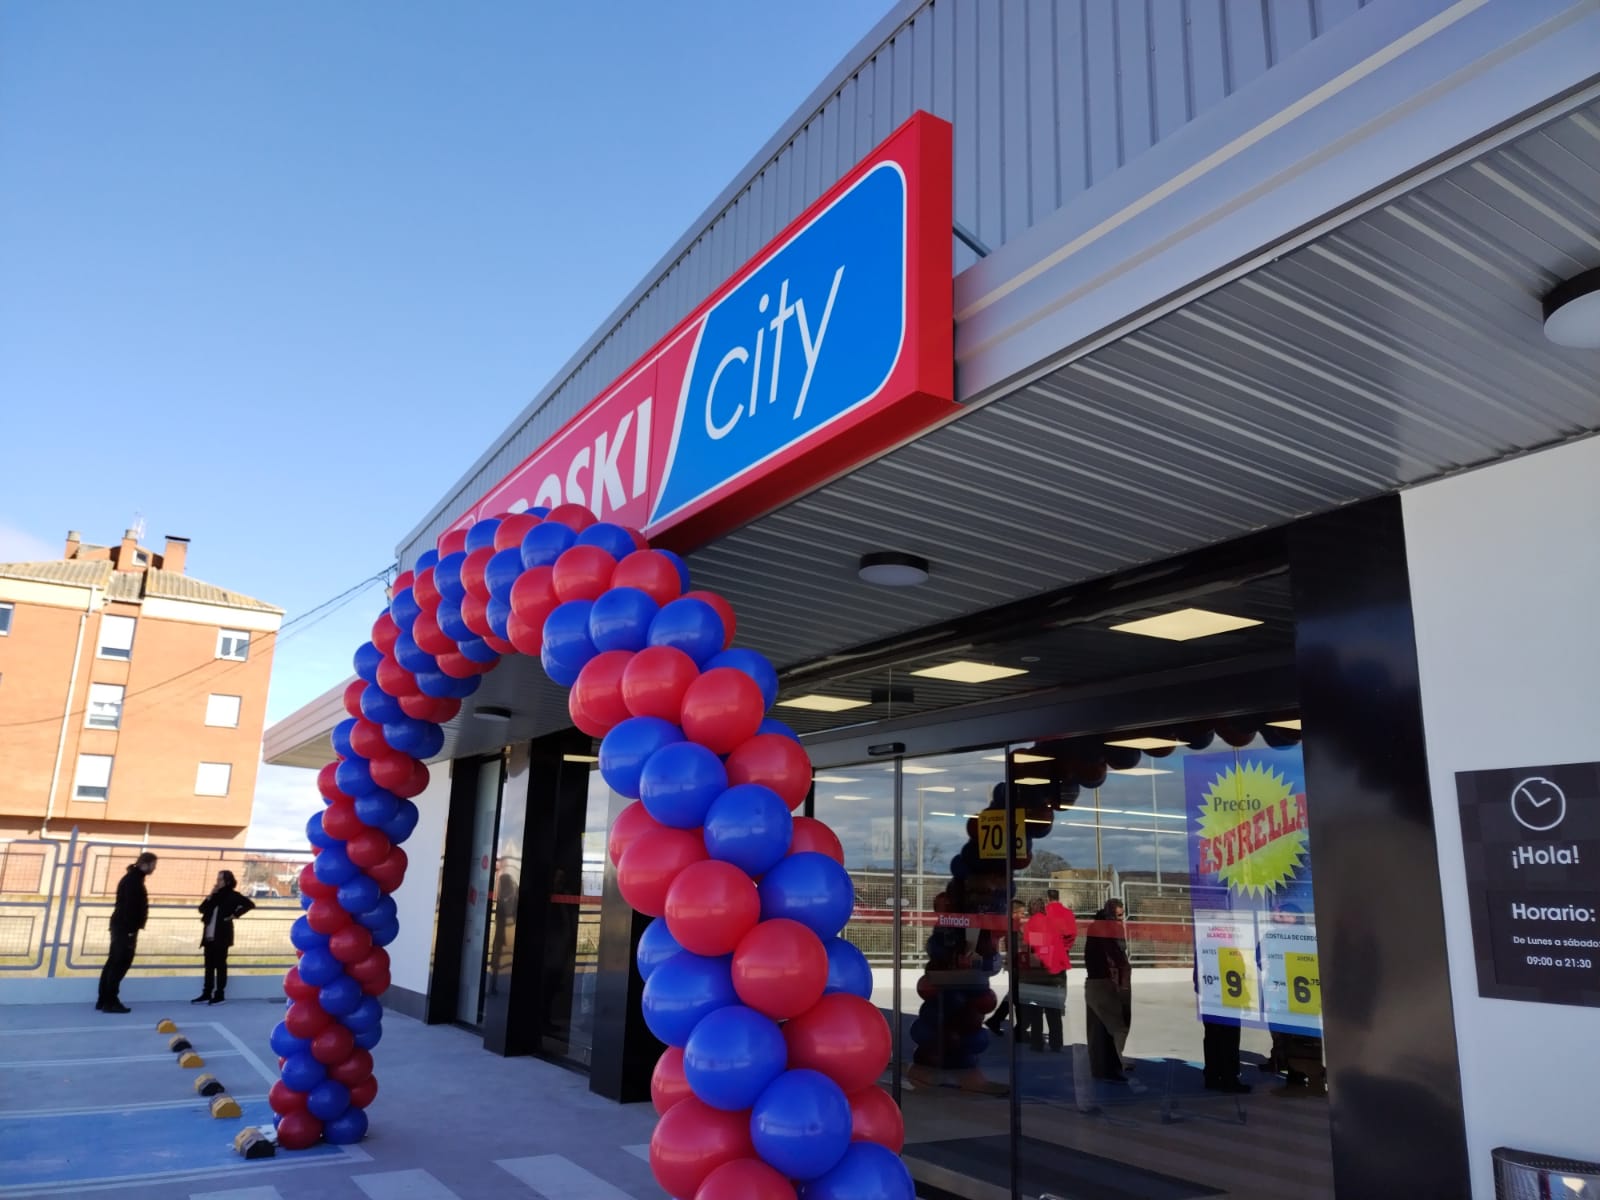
[270,503,914,1200]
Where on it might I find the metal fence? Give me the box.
[0,834,308,978]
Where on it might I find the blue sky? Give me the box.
[0,1,894,842]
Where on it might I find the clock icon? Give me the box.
[1510,777,1566,832]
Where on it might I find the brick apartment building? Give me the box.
[0,528,282,846]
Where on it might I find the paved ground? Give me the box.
[0,1000,661,1200]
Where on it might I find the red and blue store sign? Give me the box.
[449,112,954,551]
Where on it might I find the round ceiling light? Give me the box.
[1543,268,1600,349]
[473,706,511,722]
[858,552,930,586]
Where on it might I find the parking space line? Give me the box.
[2,1095,267,1120]
[0,1050,241,1068]
[352,1169,462,1200]
[203,1020,281,1087]
[498,1155,638,1199]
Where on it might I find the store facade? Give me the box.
[266,3,1600,1197]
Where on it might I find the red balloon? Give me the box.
[328,1048,374,1086]
[460,592,496,641]
[348,1075,379,1109]
[569,650,634,738]
[782,993,892,1094]
[348,720,387,760]
[412,607,456,657]
[399,693,460,723]
[731,918,828,1019]
[508,567,558,654]
[371,753,427,798]
[307,898,352,936]
[725,735,813,811]
[342,680,367,719]
[506,611,545,657]
[684,590,736,647]
[696,1159,797,1200]
[436,528,469,558]
[268,1080,308,1115]
[665,860,760,957]
[347,828,392,870]
[329,923,375,965]
[622,525,649,550]
[789,817,845,864]
[284,965,318,1004]
[608,800,664,867]
[435,650,481,679]
[612,550,683,606]
[649,1096,753,1200]
[552,544,617,603]
[316,763,347,803]
[494,511,543,551]
[545,503,596,533]
[680,669,764,756]
[848,1086,905,1153]
[300,862,337,901]
[276,1108,323,1150]
[322,798,363,841]
[391,570,414,595]
[284,1000,333,1040]
[310,1023,355,1065]
[413,566,443,612]
[617,827,707,917]
[376,657,419,699]
[347,947,392,995]
[370,614,401,657]
[621,645,699,722]
[461,547,495,600]
[368,847,409,894]
[651,1046,692,1116]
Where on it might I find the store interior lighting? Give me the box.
[1109,607,1264,641]
[911,660,1029,683]
[778,694,871,712]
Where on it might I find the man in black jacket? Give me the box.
[97,852,157,1013]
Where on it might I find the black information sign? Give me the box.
[1456,759,1600,1007]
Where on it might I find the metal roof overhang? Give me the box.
[265,3,1600,772]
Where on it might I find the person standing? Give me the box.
[1084,898,1134,1080]
[97,851,157,1013]
[193,870,254,1005]
[1020,896,1072,1051]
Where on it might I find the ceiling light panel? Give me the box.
[1109,607,1264,642]
[778,694,871,712]
[911,661,1029,683]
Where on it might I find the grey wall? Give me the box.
[401,0,1381,565]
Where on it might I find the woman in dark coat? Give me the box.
[193,870,254,1005]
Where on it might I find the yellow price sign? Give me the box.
[1216,946,1254,1010]
[977,810,1025,860]
[1286,952,1321,1015]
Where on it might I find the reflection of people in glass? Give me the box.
[488,860,517,996]
[1084,898,1132,1080]
[985,899,1026,1036]
[1018,896,1071,1051]
[1263,901,1326,1095]
[1195,961,1250,1093]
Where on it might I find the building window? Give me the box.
[216,629,250,661]
[73,754,113,801]
[205,694,242,728]
[0,602,12,635]
[86,683,126,730]
[98,615,136,660]
[195,761,232,796]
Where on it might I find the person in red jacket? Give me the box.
[1018,892,1077,1051]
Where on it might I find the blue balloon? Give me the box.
[456,635,499,664]
[323,1106,369,1145]
[281,1050,326,1092]
[684,1004,788,1112]
[307,1079,351,1120]
[380,798,420,844]
[641,951,737,1047]
[300,890,314,910]
[370,918,401,948]
[319,974,364,1017]
[434,551,468,603]
[353,1023,383,1050]
[639,742,728,829]
[637,916,683,981]
[540,600,597,686]
[359,685,406,726]
[383,718,445,760]
[756,716,803,743]
[823,937,874,999]
[751,1069,853,1181]
[334,757,376,798]
[356,895,398,932]
[486,595,513,640]
[798,1141,916,1200]
[415,548,440,572]
[657,547,692,592]
[706,648,779,711]
[306,811,339,850]
[758,853,855,940]
[313,844,360,887]
[599,716,683,799]
[344,996,383,1034]
[330,718,359,761]
[437,601,474,643]
[464,518,500,553]
[575,521,636,560]
[416,669,479,699]
[352,641,383,684]
[393,630,438,676]
[485,547,523,600]
[589,587,660,653]
[290,916,329,952]
[389,586,421,633]
[270,1020,310,1060]
[298,945,342,986]
[521,520,577,569]
[353,790,400,829]
[337,875,381,916]
[648,598,725,666]
[703,784,793,876]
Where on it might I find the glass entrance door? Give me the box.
[455,756,503,1026]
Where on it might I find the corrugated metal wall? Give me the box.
[403,0,1377,562]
